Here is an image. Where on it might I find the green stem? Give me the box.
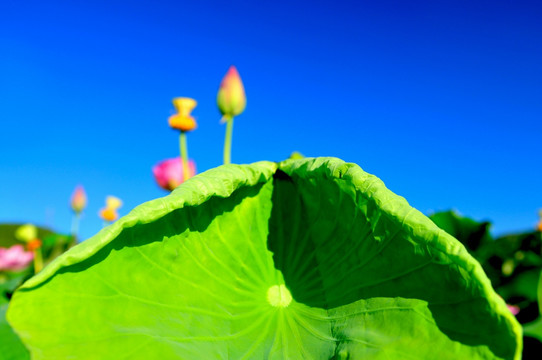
[33,248,43,274]
[179,131,190,182]
[223,116,234,165]
[70,213,80,243]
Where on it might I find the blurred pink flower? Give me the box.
[0,245,34,272]
[507,304,520,316]
[152,157,196,191]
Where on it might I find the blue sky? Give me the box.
[1,0,541,240]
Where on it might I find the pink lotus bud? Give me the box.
[70,185,87,214]
[217,66,246,119]
[0,245,34,272]
[152,157,196,191]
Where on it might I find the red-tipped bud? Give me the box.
[217,66,246,119]
[70,185,87,214]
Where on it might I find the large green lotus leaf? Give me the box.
[1,303,30,360]
[8,158,521,359]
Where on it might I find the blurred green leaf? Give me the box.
[498,268,541,302]
[42,233,72,263]
[521,262,542,345]
[492,231,542,261]
[524,317,542,343]
[429,210,493,257]
[489,232,542,292]
[0,276,27,303]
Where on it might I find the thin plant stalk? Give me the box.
[70,213,80,245]
[223,116,234,165]
[33,248,43,274]
[179,131,190,182]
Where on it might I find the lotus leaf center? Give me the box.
[266,284,292,307]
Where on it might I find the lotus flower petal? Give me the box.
[152,157,196,191]
[0,245,33,272]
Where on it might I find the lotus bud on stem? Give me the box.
[217,66,246,165]
[69,185,87,245]
[169,97,197,182]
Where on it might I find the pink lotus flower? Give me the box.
[0,245,34,272]
[507,304,520,316]
[152,157,196,191]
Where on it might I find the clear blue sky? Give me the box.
[1,0,541,241]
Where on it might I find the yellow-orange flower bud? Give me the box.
[168,114,197,132]
[99,196,123,223]
[26,239,42,251]
[173,98,196,117]
[217,66,246,118]
[99,208,118,222]
[169,97,197,132]
[105,196,122,210]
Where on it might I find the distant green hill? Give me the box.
[0,224,54,248]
